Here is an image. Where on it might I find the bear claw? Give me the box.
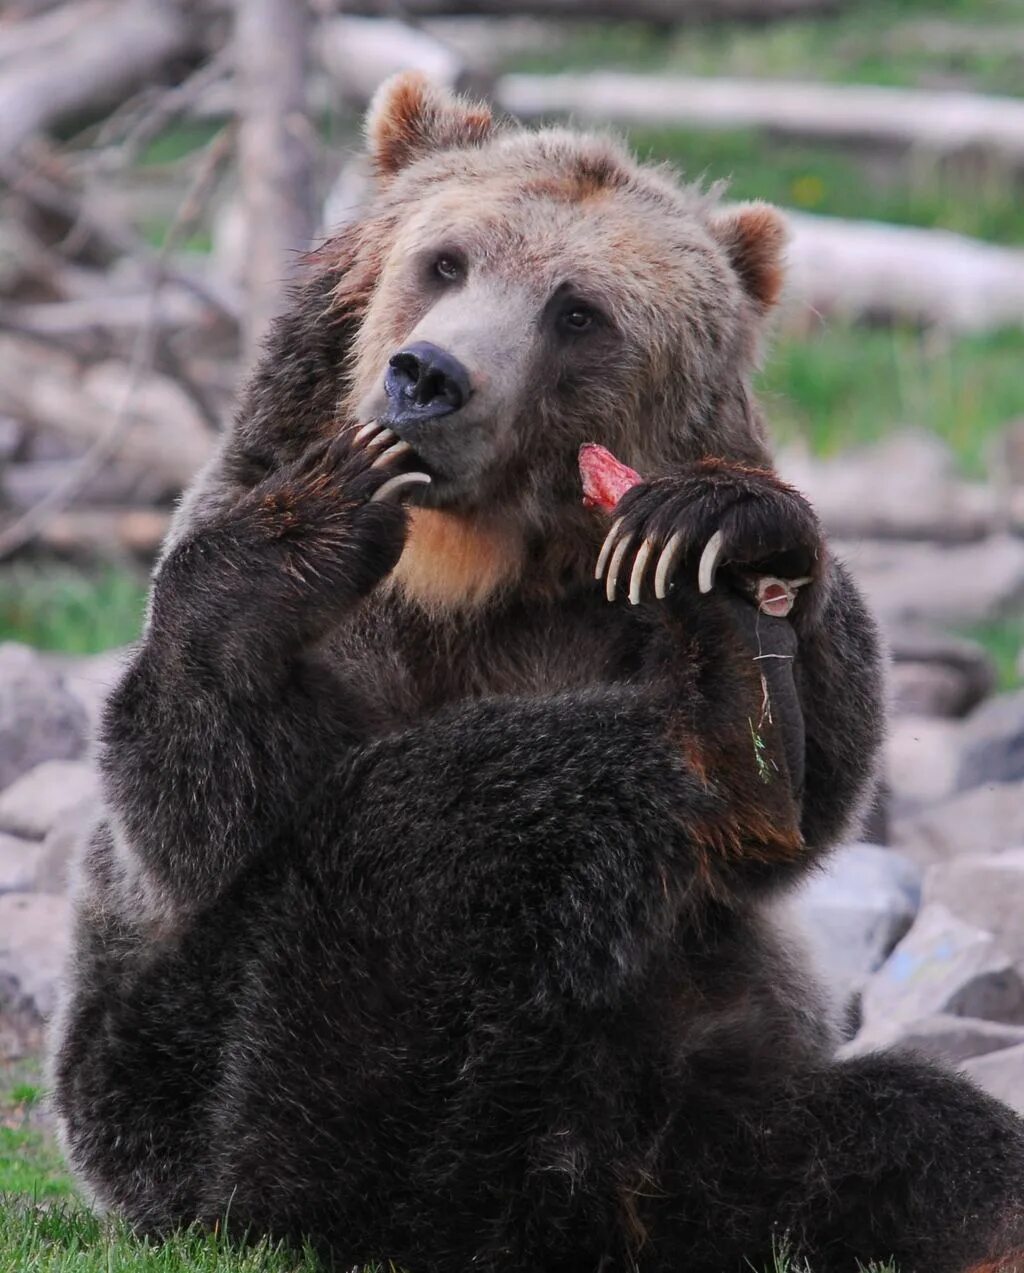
[370,472,432,503]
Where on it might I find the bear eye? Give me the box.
[560,303,597,333]
[433,254,463,283]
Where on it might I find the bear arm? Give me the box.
[792,558,885,849]
[315,685,809,1009]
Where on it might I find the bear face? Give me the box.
[325,74,788,608]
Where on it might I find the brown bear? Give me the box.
[51,73,1024,1273]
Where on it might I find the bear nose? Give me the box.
[383,341,472,426]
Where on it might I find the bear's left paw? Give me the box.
[595,459,825,610]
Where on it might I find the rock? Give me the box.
[957,687,1024,791]
[860,904,1024,1030]
[45,646,129,735]
[841,1013,1024,1066]
[833,534,1024,627]
[0,643,88,791]
[887,716,962,816]
[0,759,99,841]
[34,804,95,895]
[923,849,1024,964]
[960,1043,1024,1117]
[791,843,921,1003]
[0,832,44,894]
[895,780,1024,867]
[887,628,996,718]
[0,892,71,1022]
[778,433,996,543]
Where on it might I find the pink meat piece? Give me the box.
[578,443,641,511]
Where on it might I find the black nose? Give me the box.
[383,341,471,426]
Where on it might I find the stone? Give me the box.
[887,716,962,817]
[777,432,996,543]
[0,759,99,841]
[0,643,88,791]
[957,687,1024,791]
[0,832,44,895]
[890,661,978,719]
[45,646,129,735]
[860,904,1024,1031]
[832,534,1024,627]
[34,804,95,895]
[790,843,921,1003]
[0,892,71,1022]
[960,1043,1024,1117]
[840,1013,1024,1066]
[894,781,1024,868]
[923,849,1024,964]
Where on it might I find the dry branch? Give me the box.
[498,72,1024,167]
[0,0,198,164]
[234,0,315,365]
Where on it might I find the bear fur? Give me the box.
[51,74,1024,1273]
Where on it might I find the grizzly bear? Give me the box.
[51,73,1024,1273]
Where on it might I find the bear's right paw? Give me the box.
[234,422,432,604]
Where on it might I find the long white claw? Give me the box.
[653,529,685,600]
[370,439,412,470]
[363,426,396,453]
[628,538,656,606]
[594,518,623,581]
[606,532,634,603]
[370,472,431,503]
[698,529,725,595]
[354,419,383,445]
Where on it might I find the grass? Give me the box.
[758,324,1024,473]
[0,566,148,654]
[508,0,1024,96]
[959,617,1024,690]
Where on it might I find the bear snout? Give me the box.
[383,341,473,429]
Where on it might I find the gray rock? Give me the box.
[961,1043,1024,1117]
[0,892,71,1022]
[888,628,996,719]
[841,1013,1024,1066]
[46,646,129,734]
[0,643,88,790]
[791,843,921,1002]
[778,433,996,544]
[34,804,95,895]
[0,759,99,841]
[923,849,1024,964]
[887,716,962,817]
[833,534,1024,627]
[860,904,1024,1030]
[894,780,1024,867]
[957,687,1024,791]
[0,832,44,894]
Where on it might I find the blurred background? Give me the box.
[2,0,1024,1184]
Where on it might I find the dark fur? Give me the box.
[51,76,1024,1273]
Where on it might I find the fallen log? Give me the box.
[498,72,1024,168]
[34,507,171,558]
[0,337,215,490]
[0,0,198,164]
[327,0,842,22]
[784,212,1024,333]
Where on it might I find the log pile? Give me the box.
[0,0,1020,564]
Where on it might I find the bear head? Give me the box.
[274,74,788,610]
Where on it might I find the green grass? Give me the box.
[758,324,1024,473]
[630,127,1024,246]
[508,0,1024,96]
[0,566,148,654]
[958,616,1024,690]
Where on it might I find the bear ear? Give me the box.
[711,202,788,312]
[365,72,494,180]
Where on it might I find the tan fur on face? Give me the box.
[386,509,525,614]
